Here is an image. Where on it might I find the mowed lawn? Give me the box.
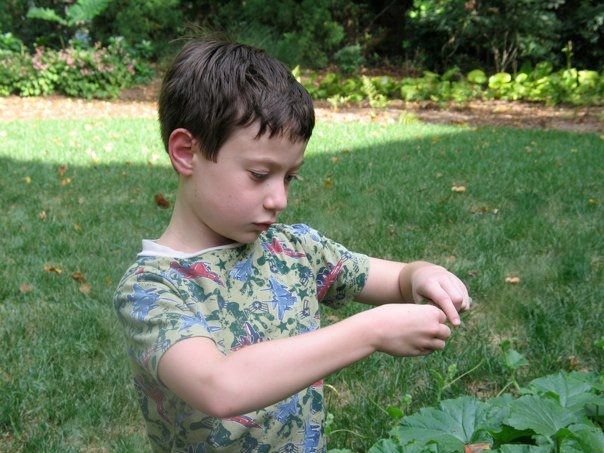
[1,118,602,451]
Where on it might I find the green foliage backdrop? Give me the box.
[2,0,602,72]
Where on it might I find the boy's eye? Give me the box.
[249,171,268,181]
[285,174,299,184]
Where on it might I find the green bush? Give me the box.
[0,32,25,52]
[189,0,345,69]
[333,44,365,74]
[93,0,183,59]
[302,65,603,106]
[0,47,57,96]
[0,38,154,99]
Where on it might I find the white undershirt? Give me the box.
[138,239,243,259]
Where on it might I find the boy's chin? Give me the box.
[222,230,265,245]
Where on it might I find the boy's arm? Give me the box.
[159,301,450,418]
[355,257,471,326]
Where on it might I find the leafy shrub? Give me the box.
[302,65,603,106]
[0,38,154,99]
[0,48,57,96]
[0,32,25,52]
[333,44,365,74]
[189,0,345,69]
[93,0,183,59]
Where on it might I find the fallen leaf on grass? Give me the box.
[23,176,31,184]
[38,210,47,221]
[60,177,72,186]
[323,178,333,188]
[154,193,170,208]
[79,283,92,295]
[43,264,63,275]
[566,355,581,370]
[57,164,68,177]
[19,283,33,294]
[71,271,86,283]
[451,185,467,193]
[505,276,521,284]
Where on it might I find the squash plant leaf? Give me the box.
[525,372,597,415]
[390,397,496,451]
[484,395,532,444]
[507,395,579,437]
[367,438,406,453]
[558,423,604,452]
[496,445,552,453]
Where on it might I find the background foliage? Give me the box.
[2,0,602,72]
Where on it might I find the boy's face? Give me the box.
[187,123,306,247]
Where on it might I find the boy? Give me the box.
[114,39,471,452]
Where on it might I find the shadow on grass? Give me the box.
[1,123,602,450]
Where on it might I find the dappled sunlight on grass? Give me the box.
[1,118,602,450]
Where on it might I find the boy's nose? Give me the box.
[263,182,288,212]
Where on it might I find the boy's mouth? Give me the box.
[253,222,273,231]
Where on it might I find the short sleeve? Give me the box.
[113,267,215,382]
[287,224,370,308]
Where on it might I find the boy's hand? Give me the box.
[410,263,471,326]
[368,304,451,356]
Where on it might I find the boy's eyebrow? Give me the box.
[245,157,305,170]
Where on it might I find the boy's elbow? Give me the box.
[188,372,247,418]
[199,396,243,419]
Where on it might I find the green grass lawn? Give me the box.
[1,118,602,451]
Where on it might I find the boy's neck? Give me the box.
[157,197,235,253]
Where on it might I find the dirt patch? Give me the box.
[0,81,601,133]
[314,100,603,133]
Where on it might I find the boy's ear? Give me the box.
[168,128,197,175]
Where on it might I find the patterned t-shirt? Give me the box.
[113,223,369,452]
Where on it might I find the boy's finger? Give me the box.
[440,276,464,307]
[423,284,460,326]
[438,323,452,340]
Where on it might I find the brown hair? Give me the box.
[158,39,315,161]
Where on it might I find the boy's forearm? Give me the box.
[185,312,376,417]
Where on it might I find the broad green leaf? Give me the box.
[391,397,495,451]
[483,395,531,443]
[66,0,109,24]
[368,439,403,453]
[526,372,596,414]
[507,395,579,436]
[386,405,405,420]
[467,69,487,85]
[26,7,67,26]
[489,73,512,89]
[495,445,552,453]
[503,349,528,371]
[559,423,604,452]
[578,70,599,87]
